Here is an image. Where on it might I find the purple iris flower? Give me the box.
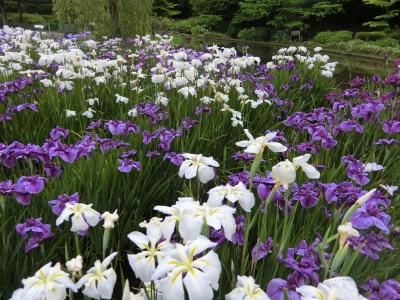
[145,151,161,158]
[14,176,47,194]
[0,180,14,195]
[351,201,391,233]
[267,277,301,300]
[295,142,320,155]
[48,192,80,216]
[13,176,48,205]
[300,79,313,90]
[278,240,321,286]
[321,182,362,207]
[375,139,399,145]
[158,128,182,151]
[118,159,142,173]
[105,120,140,135]
[195,106,211,115]
[136,102,168,124]
[251,237,273,261]
[362,278,400,300]
[232,151,255,163]
[371,75,382,83]
[292,183,320,208]
[86,119,102,130]
[342,155,369,186]
[307,126,337,149]
[348,232,393,260]
[142,130,159,144]
[163,152,183,166]
[16,217,54,253]
[97,138,130,153]
[49,127,69,140]
[181,117,199,129]
[382,120,400,134]
[120,150,137,158]
[209,228,226,247]
[332,119,364,136]
[232,215,245,246]
[15,103,38,112]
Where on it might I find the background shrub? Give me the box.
[313,30,352,43]
[372,37,399,47]
[237,27,268,41]
[166,14,223,34]
[355,31,387,41]
[7,13,46,25]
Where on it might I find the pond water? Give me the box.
[181,36,392,84]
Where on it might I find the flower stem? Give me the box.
[74,234,81,256]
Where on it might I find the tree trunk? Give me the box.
[17,0,23,23]
[0,0,6,26]
[109,0,120,35]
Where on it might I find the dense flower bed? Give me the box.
[0,26,399,300]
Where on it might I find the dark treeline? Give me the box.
[1,0,400,43]
[154,0,400,41]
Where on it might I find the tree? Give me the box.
[0,0,6,25]
[109,0,120,35]
[16,0,23,22]
[362,0,400,29]
[53,0,153,36]
[153,0,179,17]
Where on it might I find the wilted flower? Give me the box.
[271,160,296,189]
[101,210,119,229]
[66,255,83,274]
[271,154,320,189]
[338,222,359,246]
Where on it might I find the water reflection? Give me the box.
[181,36,391,84]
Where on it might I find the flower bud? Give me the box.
[66,255,83,274]
[355,189,376,206]
[101,210,119,229]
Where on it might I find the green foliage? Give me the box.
[53,0,153,37]
[233,0,279,24]
[362,0,400,29]
[237,27,268,41]
[319,39,400,57]
[308,1,343,19]
[313,30,353,44]
[6,12,46,24]
[166,14,223,33]
[271,30,290,41]
[153,0,179,17]
[355,31,387,40]
[190,0,239,18]
[362,0,399,8]
[372,37,399,46]
[118,0,153,36]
